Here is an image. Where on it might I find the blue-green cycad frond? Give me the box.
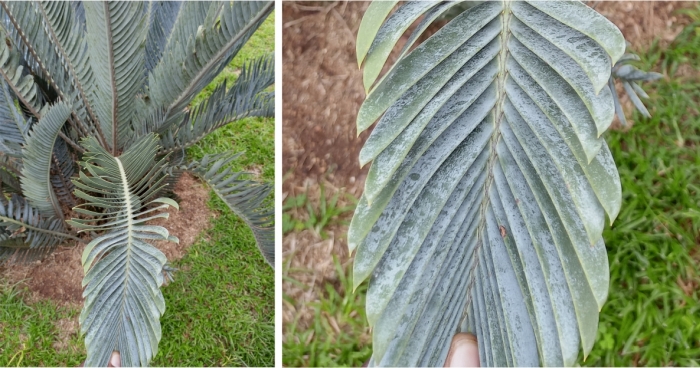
[183,153,274,267]
[144,1,183,77]
[159,54,275,154]
[0,28,45,119]
[0,1,274,364]
[68,134,179,367]
[0,78,29,157]
[0,194,74,263]
[20,102,71,219]
[352,1,629,366]
[85,2,148,153]
[0,1,102,141]
[144,1,274,132]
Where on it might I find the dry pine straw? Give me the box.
[281,0,696,334]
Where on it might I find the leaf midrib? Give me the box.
[104,1,118,155]
[114,154,134,349]
[463,1,513,324]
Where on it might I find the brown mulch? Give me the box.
[593,1,694,50]
[150,173,214,261]
[282,0,696,332]
[282,2,371,195]
[0,172,214,307]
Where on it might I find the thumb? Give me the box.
[108,351,121,367]
[444,333,479,367]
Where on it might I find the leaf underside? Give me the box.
[351,1,624,366]
[68,135,178,367]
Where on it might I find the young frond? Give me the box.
[68,134,179,367]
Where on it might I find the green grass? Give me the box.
[0,284,83,367]
[0,11,275,367]
[644,4,700,75]
[581,24,700,366]
[152,195,274,367]
[283,258,372,367]
[283,10,700,368]
[282,183,356,237]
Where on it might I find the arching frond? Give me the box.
[20,102,71,219]
[185,153,274,267]
[0,1,101,140]
[0,78,29,156]
[351,2,625,366]
[68,134,178,367]
[146,1,273,130]
[159,55,274,154]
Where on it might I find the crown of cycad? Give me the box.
[0,1,274,366]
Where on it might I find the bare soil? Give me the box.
[282,2,371,194]
[0,172,214,307]
[594,1,693,49]
[282,1,695,331]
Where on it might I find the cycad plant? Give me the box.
[0,1,274,366]
[352,1,656,367]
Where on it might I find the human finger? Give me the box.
[444,333,479,367]
[108,351,121,367]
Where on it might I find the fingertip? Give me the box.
[445,333,479,367]
[109,351,121,367]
